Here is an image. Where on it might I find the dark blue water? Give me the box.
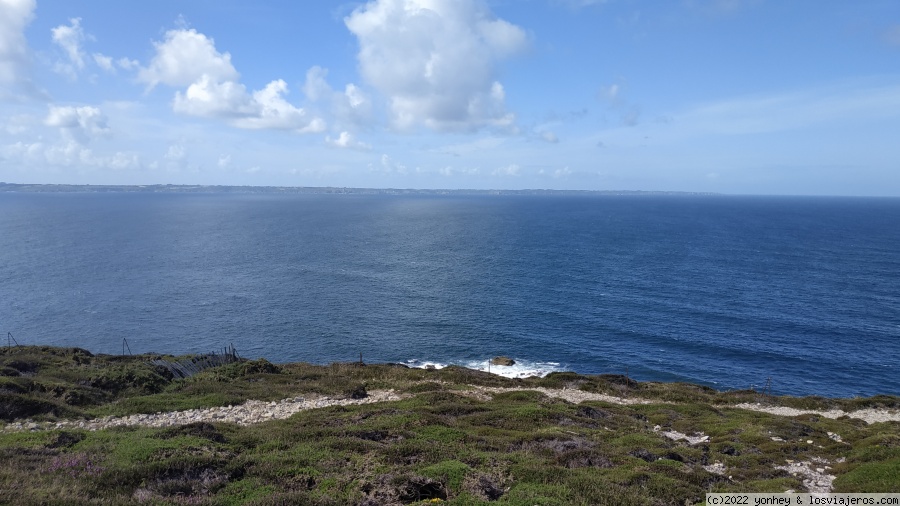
[1,192,898,397]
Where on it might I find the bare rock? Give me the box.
[491,356,515,366]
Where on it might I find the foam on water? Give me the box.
[405,358,565,378]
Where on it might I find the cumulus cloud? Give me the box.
[598,81,641,126]
[378,153,408,174]
[344,0,527,131]
[0,0,36,93]
[326,131,372,150]
[540,131,559,143]
[4,113,33,134]
[438,165,479,176]
[492,163,520,176]
[141,28,323,133]
[2,139,140,171]
[138,29,238,89]
[303,66,373,129]
[172,75,255,117]
[554,166,572,178]
[51,19,128,78]
[93,53,114,72]
[117,57,139,70]
[0,103,145,172]
[165,143,186,162]
[44,105,110,144]
[232,80,324,131]
[51,18,88,79]
[600,83,620,101]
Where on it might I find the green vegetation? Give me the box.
[1,345,898,505]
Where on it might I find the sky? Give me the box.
[1,0,899,195]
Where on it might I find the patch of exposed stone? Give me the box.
[702,462,727,475]
[776,457,835,494]
[699,458,836,494]
[734,403,900,424]
[652,425,710,445]
[466,386,654,406]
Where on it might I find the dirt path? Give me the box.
[3,386,898,433]
[464,386,900,424]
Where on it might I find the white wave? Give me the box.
[405,358,565,379]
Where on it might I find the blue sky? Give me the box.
[1,0,899,195]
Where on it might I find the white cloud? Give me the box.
[540,131,559,143]
[230,79,324,132]
[438,165,479,176]
[344,0,527,131]
[2,139,140,171]
[93,53,114,72]
[303,66,372,129]
[217,154,231,168]
[44,105,110,143]
[345,84,366,109]
[600,83,619,101]
[2,140,43,163]
[165,143,186,162]
[173,74,255,117]
[0,0,36,92]
[51,18,87,79]
[4,113,33,134]
[553,166,572,178]
[138,29,238,89]
[144,28,324,133]
[50,19,128,79]
[378,153,408,174]
[303,66,332,102]
[117,57,139,70]
[1,103,144,173]
[326,131,372,150]
[598,81,641,126]
[492,163,520,176]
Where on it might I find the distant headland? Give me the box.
[0,182,716,197]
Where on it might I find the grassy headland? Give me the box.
[1,345,898,505]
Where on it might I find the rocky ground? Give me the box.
[2,347,898,504]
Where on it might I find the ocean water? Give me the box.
[1,192,898,398]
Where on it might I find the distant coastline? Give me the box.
[0,182,716,197]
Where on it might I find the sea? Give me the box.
[1,191,898,398]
